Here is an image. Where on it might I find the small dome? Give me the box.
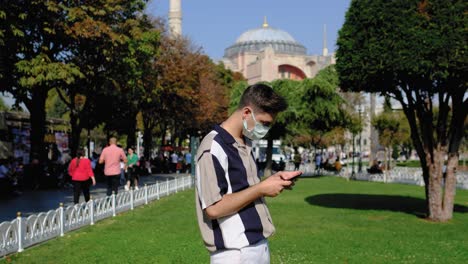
[224,22,307,58]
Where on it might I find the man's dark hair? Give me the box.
[238,83,288,114]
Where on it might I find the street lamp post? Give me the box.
[351,133,356,179]
[358,106,363,173]
[136,131,142,158]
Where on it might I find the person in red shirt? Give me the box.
[68,148,96,204]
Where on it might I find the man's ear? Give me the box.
[241,107,252,119]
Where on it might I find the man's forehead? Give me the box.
[256,111,275,123]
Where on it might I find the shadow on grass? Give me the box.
[305,194,468,217]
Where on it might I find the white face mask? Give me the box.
[242,110,271,140]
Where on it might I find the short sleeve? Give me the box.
[86,159,94,177]
[196,151,228,210]
[99,149,106,161]
[68,159,75,176]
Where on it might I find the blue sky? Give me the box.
[146,0,351,60]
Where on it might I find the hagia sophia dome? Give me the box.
[224,21,307,58]
[221,17,334,85]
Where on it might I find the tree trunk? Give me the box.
[143,127,153,160]
[442,153,458,219]
[264,139,273,177]
[29,87,48,162]
[126,114,137,149]
[161,123,167,146]
[69,111,82,157]
[426,148,458,222]
[384,147,389,171]
[427,150,444,221]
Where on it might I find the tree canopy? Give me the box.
[336,0,467,221]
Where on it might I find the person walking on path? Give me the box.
[184,151,192,173]
[99,137,127,196]
[125,147,139,191]
[170,152,178,173]
[315,153,322,173]
[293,150,302,171]
[195,83,302,264]
[68,148,96,204]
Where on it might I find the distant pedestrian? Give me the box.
[334,158,342,173]
[170,152,178,173]
[24,157,44,190]
[0,159,12,196]
[99,137,127,196]
[184,151,192,173]
[68,148,96,204]
[125,147,139,191]
[120,161,126,185]
[315,153,322,172]
[293,151,302,171]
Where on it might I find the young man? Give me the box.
[99,137,127,196]
[195,83,302,264]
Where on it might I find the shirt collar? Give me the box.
[214,124,252,148]
[214,124,236,144]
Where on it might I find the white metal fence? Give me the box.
[336,167,468,190]
[0,176,193,257]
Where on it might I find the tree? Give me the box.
[372,97,412,169]
[1,0,84,161]
[292,66,349,153]
[99,14,160,150]
[336,0,467,221]
[41,1,157,156]
[227,66,347,175]
[140,34,201,157]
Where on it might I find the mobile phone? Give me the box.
[281,171,302,181]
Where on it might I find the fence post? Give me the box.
[130,188,134,210]
[156,182,160,200]
[59,203,64,237]
[175,177,178,193]
[182,176,185,191]
[166,178,169,195]
[17,212,23,253]
[90,196,94,226]
[112,192,116,217]
[144,184,148,205]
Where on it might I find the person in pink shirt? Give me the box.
[68,148,96,204]
[99,137,127,196]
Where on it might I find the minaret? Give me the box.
[369,93,378,163]
[322,24,328,56]
[169,0,182,37]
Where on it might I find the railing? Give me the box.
[0,175,194,257]
[336,167,468,190]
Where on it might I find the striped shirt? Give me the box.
[195,125,275,253]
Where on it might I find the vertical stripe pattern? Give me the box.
[195,125,275,253]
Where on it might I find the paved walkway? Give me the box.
[0,173,191,223]
[0,163,319,223]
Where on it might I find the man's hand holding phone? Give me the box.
[259,171,302,197]
[278,170,302,182]
[278,170,302,190]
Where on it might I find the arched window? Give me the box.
[278,65,306,80]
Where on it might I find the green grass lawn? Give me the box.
[2,176,468,264]
[395,160,468,167]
